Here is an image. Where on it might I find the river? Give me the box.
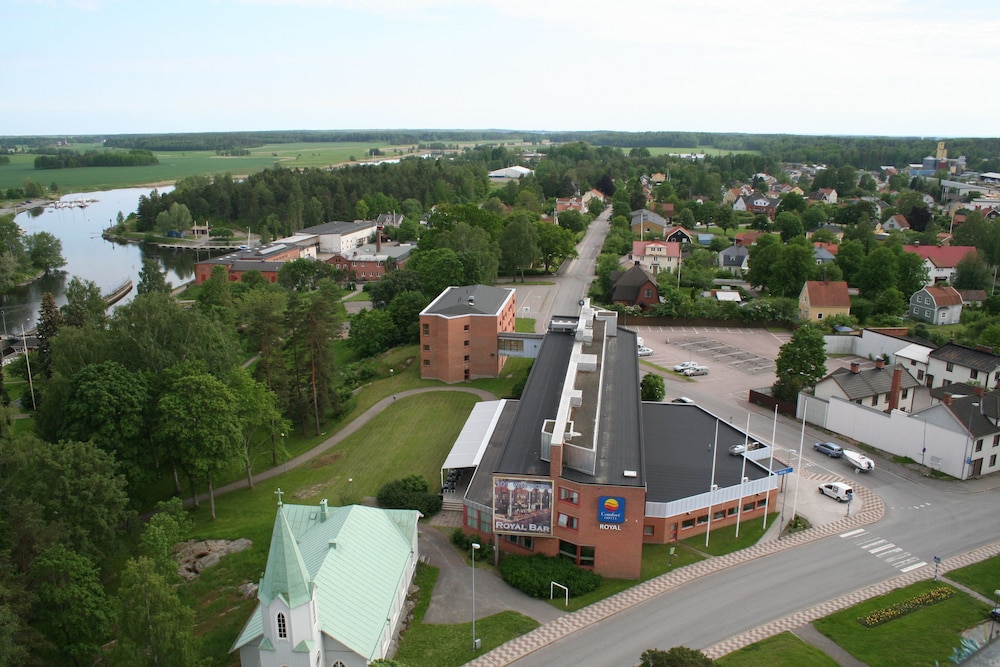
[4,186,197,333]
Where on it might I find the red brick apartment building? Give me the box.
[419,285,516,383]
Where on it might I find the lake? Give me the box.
[4,186,197,333]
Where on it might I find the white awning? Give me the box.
[441,400,506,471]
[896,343,932,365]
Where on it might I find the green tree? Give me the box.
[801,203,829,230]
[769,237,813,298]
[954,252,991,290]
[348,307,397,356]
[35,291,63,379]
[501,215,539,281]
[387,289,430,344]
[227,366,284,490]
[835,239,866,286]
[411,247,465,297]
[277,258,339,292]
[238,287,288,396]
[775,211,804,242]
[772,325,827,402]
[29,544,112,666]
[640,373,665,402]
[137,257,171,295]
[61,277,106,329]
[857,246,899,299]
[778,192,806,214]
[535,221,577,272]
[107,557,200,667]
[746,234,782,290]
[157,370,241,518]
[873,286,907,317]
[25,231,66,272]
[138,498,193,581]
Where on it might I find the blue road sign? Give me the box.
[774,467,794,476]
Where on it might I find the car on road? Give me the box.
[637,346,654,357]
[819,482,853,502]
[991,607,1000,622]
[814,441,844,458]
[728,443,746,456]
[672,396,695,404]
[673,361,699,372]
[682,365,709,376]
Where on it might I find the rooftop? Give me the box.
[421,284,514,317]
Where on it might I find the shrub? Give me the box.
[449,529,494,561]
[856,586,954,627]
[498,553,602,599]
[376,475,442,516]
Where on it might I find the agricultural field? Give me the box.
[0,141,410,192]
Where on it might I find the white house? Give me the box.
[232,500,421,667]
[629,240,682,275]
[926,342,1000,390]
[814,361,923,412]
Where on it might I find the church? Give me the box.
[231,497,421,667]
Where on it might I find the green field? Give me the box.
[0,141,409,193]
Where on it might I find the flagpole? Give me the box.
[705,419,719,548]
[790,403,808,532]
[735,413,750,538]
[763,404,778,530]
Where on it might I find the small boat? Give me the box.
[843,449,875,472]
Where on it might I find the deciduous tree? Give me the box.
[773,325,827,402]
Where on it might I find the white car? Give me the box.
[672,396,695,404]
[673,361,699,372]
[683,365,709,376]
[637,346,654,357]
[818,482,854,502]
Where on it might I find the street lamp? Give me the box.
[1,310,6,339]
[471,542,481,651]
[390,368,395,400]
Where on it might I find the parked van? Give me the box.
[818,482,853,502]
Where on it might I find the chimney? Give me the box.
[850,362,861,374]
[376,224,383,253]
[887,367,902,412]
[943,393,953,406]
[319,498,328,521]
[875,358,886,370]
[977,344,994,354]
[468,295,475,308]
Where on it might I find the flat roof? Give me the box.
[422,284,514,317]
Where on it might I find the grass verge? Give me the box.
[715,631,839,667]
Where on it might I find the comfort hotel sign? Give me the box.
[598,496,625,525]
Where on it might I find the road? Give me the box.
[498,220,1000,665]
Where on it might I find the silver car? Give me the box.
[683,365,709,376]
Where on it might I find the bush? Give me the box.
[376,475,442,516]
[450,529,494,561]
[498,553,602,599]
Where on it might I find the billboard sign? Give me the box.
[492,477,553,535]
[598,496,625,524]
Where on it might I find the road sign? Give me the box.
[774,467,794,476]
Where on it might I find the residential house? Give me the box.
[732,191,780,220]
[582,189,605,209]
[555,197,585,213]
[882,214,911,232]
[663,225,694,244]
[630,209,668,239]
[375,212,404,228]
[808,188,838,204]
[959,290,987,307]
[798,280,851,322]
[810,225,844,241]
[902,245,978,284]
[926,342,1000,390]
[909,285,963,325]
[719,245,749,277]
[814,361,923,412]
[231,501,421,667]
[629,240,682,275]
[734,230,768,246]
[419,285,517,383]
[610,263,660,311]
[813,245,837,265]
[896,342,934,387]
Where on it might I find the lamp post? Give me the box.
[1,310,6,339]
[390,368,395,400]
[471,542,481,651]
[281,432,287,473]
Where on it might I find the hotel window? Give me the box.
[464,324,470,331]
[713,510,725,521]
[464,355,470,362]
[681,518,695,529]
[757,499,767,508]
[423,359,430,366]
[743,502,755,512]
[727,507,737,517]
[464,340,470,347]
[422,323,429,336]
[559,488,579,504]
[696,514,708,525]
[643,525,654,536]
[557,513,578,530]
[423,344,429,351]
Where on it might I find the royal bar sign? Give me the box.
[598,496,625,524]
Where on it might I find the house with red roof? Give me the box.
[629,240,682,276]
[909,285,964,325]
[882,214,911,232]
[798,280,850,322]
[902,245,978,284]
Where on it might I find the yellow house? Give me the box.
[799,280,851,322]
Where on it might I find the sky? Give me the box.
[5,0,999,138]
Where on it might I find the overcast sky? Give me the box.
[5,0,998,138]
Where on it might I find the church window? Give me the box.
[277,612,287,638]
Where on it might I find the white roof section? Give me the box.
[441,400,506,470]
[896,342,932,365]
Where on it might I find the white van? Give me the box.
[818,482,854,502]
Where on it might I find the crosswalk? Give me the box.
[839,528,927,573]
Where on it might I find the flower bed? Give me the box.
[857,586,954,627]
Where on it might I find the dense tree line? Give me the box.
[33,149,158,169]
[0,214,66,290]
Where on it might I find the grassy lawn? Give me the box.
[681,513,779,557]
[944,555,1000,601]
[812,580,991,666]
[716,631,839,667]
[394,563,539,667]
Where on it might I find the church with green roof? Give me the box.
[231,497,421,667]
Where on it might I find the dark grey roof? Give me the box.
[642,405,770,503]
[630,209,666,227]
[929,342,1000,372]
[824,364,921,401]
[943,392,1000,438]
[422,285,514,317]
[375,213,404,227]
[297,220,375,235]
[611,264,656,302]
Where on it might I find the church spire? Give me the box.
[259,504,312,608]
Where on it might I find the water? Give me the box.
[5,186,195,332]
